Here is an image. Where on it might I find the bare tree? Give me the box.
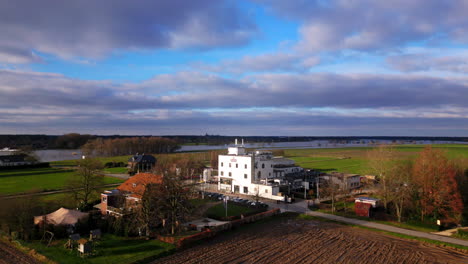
[320,177,340,213]
[152,173,193,235]
[388,161,413,222]
[67,158,104,210]
[367,145,396,210]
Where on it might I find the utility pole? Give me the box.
[316,177,320,199]
[223,196,229,218]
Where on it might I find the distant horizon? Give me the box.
[2,134,468,139]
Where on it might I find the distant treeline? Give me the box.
[81,137,180,156]
[1,134,467,150]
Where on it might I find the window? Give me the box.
[262,163,265,169]
[243,187,248,194]
[229,163,231,168]
[244,174,247,179]
[236,163,238,168]
[257,171,261,178]
[221,171,224,176]
[228,172,232,177]
[102,196,107,202]
[221,162,223,167]
[265,189,268,193]
[132,183,137,188]
[244,164,247,169]
[269,172,271,176]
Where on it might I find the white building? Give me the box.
[218,142,294,201]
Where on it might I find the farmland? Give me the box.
[0,167,124,195]
[283,144,468,174]
[154,213,468,264]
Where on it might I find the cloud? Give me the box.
[2,69,468,112]
[197,53,321,74]
[1,69,468,136]
[387,53,468,73]
[0,0,257,63]
[256,0,468,52]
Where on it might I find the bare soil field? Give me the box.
[153,215,468,264]
[0,241,38,264]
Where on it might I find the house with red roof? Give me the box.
[99,172,163,216]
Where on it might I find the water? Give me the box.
[177,139,466,152]
[34,149,83,162]
[34,139,466,162]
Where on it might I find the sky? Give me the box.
[1,0,468,136]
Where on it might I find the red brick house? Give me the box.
[100,173,163,215]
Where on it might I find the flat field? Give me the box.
[153,214,468,264]
[0,167,123,195]
[24,234,175,264]
[284,144,468,174]
[205,203,255,218]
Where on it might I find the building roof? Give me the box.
[128,154,156,163]
[117,172,163,199]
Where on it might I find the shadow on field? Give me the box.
[0,170,73,178]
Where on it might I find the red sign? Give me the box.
[230,158,237,162]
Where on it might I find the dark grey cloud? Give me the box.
[1,70,468,113]
[255,0,468,52]
[1,107,467,136]
[1,69,467,136]
[0,0,256,63]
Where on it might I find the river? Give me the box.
[32,139,466,162]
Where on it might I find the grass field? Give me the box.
[284,144,468,174]
[51,155,132,167]
[0,167,124,195]
[205,203,255,219]
[103,167,128,174]
[24,234,175,264]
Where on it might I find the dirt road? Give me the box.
[153,215,468,264]
[0,241,38,264]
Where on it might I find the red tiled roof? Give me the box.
[117,173,163,198]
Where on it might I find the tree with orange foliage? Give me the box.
[412,147,463,225]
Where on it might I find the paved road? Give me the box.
[263,199,468,247]
[200,187,468,247]
[305,210,468,247]
[102,173,130,179]
[0,183,121,199]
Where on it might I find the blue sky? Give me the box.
[1,0,468,136]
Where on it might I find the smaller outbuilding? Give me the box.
[77,238,92,255]
[355,197,381,217]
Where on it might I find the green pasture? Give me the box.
[51,155,132,167]
[24,234,175,264]
[205,203,255,219]
[103,167,128,174]
[284,144,468,174]
[0,167,123,195]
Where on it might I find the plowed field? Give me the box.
[0,241,38,264]
[153,215,468,264]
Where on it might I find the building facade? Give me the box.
[218,144,291,200]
